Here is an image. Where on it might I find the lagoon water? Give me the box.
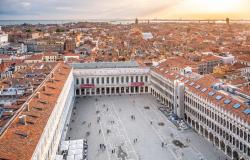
[0,19,249,26]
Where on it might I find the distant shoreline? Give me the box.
[1,19,250,26]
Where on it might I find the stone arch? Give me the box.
[214,136,219,147]
[187,117,191,124]
[200,125,204,134]
[204,129,208,138]
[226,146,232,157]
[209,132,214,142]
[184,113,187,121]
[191,120,195,127]
[76,89,80,95]
[220,141,225,152]
[195,122,199,131]
[233,151,239,160]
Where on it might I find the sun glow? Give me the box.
[187,0,241,13]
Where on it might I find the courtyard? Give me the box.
[65,94,228,160]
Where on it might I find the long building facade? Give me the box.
[0,61,249,160]
[0,63,75,160]
[72,62,150,96]
[150,68,250,160]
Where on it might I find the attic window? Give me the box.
[27,121,35,125]
[39,100,48,104]
[27,114,38,118]
[215,95,223,100]
[15,132,28,138]
[33,107,43,111]
[44,93,53,96]
[48,86,56,89]
[195,85,200,89]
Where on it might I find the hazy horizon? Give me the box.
[0,0,250,20]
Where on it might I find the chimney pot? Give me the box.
[19,115,27,125]
[36,92,40,98]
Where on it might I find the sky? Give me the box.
[0,0,249,20]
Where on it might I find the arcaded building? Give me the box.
[0,61,249,160]
[72,62,150,96]
[150,64,250,160]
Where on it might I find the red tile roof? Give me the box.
[0,63,72,160]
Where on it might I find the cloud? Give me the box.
[21,2,31,8]
[56,7,73,11]
[0,0,248,20]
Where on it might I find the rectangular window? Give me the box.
[107,77,109,84]
[102,77,104,84]
[140,76,143,82]
[121,76,124,83]
[136,76,138,82]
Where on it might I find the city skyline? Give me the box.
[0,0,250,20]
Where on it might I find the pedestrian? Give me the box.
[162,142,164,148]
[99,129,101,134]
[150,121,153,125]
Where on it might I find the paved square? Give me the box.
[66,94,228,160]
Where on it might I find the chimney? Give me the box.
[19,115,27,125]
[36,92,40,98]
[43,85,46,91]
[26,103,30,111]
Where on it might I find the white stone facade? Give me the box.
[74,68,150,96]
[150,70,250,160]
[32,69,75,160]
